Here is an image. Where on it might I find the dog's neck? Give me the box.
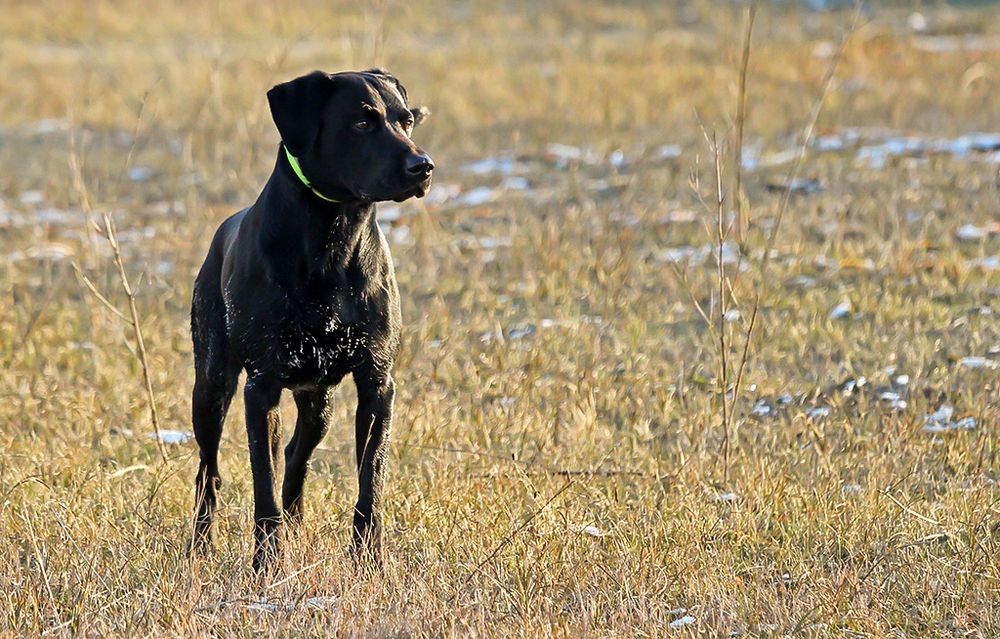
[255,146,379,276]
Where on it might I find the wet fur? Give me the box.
[190,69,432,571]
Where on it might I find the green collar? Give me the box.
[283,145,340,203]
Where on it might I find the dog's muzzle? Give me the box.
[404,152,434,178]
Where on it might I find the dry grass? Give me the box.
[1,0,998,636]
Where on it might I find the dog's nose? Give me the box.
[405,153,434,176]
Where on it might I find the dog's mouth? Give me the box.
[390,177,432,202]
[358,175,432,203]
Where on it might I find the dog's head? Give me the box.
[267,69,432,203]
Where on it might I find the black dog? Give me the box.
[190,69,432,571]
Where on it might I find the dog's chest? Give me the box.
[270,294,368,381]
[225,246,399,385]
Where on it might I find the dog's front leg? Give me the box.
[244,378,284,573]
[352,371,395,562]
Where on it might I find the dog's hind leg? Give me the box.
[191,279,238,549]
[282,387,334,524]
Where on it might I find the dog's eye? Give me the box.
[353,120,371,131]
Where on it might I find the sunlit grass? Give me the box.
[0,0,997,636]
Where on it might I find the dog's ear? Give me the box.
[411,105,430,127]
[362,68,428,127]
[267,71,337,156]
[362,67,409,103]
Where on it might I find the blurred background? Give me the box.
[0,1,997,636]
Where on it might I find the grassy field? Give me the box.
[1,0,998,636]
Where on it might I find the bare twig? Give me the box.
[460,478,575,588]
[454,447,618,599]
[23,513,61,630]
[725,3,761,460]
[68,125,100,268]
[20,267,69,343]
[264,559,327,591]
[666,256,716,333]
[732,2,861,407]
[541,468,652,478]
[406,443,655,478]
[68,95,169,463]
[879,490,944,527]
[759,15,858,284]
[679,1,856,481]
[101,212,169,462]
[71,264,131,323]
[711,133,732,480]
[732,1,757,244]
